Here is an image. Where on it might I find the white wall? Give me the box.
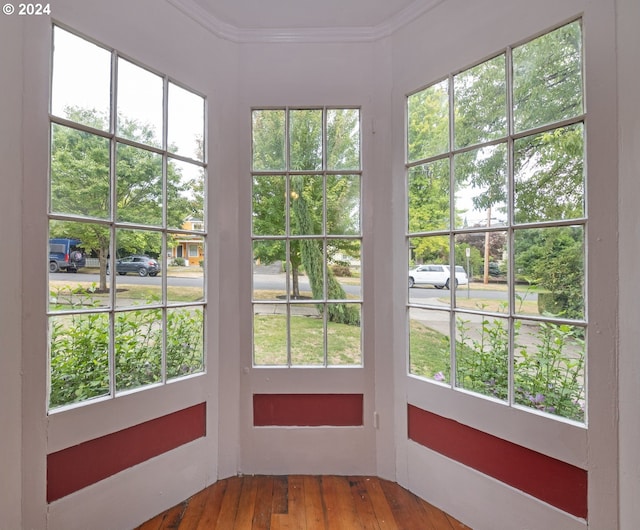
[16,1,236,527]
[617,0,640,527]
[0,15,25,530]
[389,0,619,528]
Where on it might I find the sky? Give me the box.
[51,26,205,163]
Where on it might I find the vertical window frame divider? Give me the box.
[284,106,292,367]
[108,50,118,399]
[447,73,457,388]
[505,44,516,409]
[160,77,170,384]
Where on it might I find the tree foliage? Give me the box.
[407,21,585,315]
[50,107,197,290]
[252,109,361,324]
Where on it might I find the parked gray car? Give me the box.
[111,255,161,277]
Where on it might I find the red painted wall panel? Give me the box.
[408,404,587,519]
[47,403,206,502]
[253,393,363,426]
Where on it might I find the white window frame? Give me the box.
[47,24,208,412]
[251,106,363,368]
[405,20,587,423]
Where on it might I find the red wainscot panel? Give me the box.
[47,403,206,502]
[408,404,587,519]
[254,394,363,427]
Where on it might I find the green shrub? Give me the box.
[49,297,204,408]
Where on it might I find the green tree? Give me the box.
[50,107,195,291]
[408,21,584,306]
[252,109,361,325]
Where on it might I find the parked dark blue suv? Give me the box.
[49,238,86,273]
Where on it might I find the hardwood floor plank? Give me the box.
[362,477,399,530]
[174,487,212,530]
[445,513,472,530]
[347,476,381,530]
[287,475,308,530]
[137,501,187,530]
[194,481,228,530]
[135,475,471,530]
[234,476,259,529]
[251,476,274,530]
[319,475,340,529]
[322,476,361,530]
[335,476,365,529]
[380,478,442,530]
[271,476,289,515]
[270,513,290,529]
[302,476,326,530]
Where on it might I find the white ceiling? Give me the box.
[167,0,445,43]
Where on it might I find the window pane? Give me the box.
[49,220,112,310]
[409,308,451,382]
[290,109,322,171]
[115,309,162,392]
[408,160,450,233]
[327,304,362,365]
[116,143,163,226]
[514,320,585,422]
[253,240,287,301]
[407,80,449,162]
[49,313,110,408]
[290,175,323,235]
[514,226,585,320]
[253,175,286,236]
[327,109,360,170]
[114,229,162,307]
[409,236,451,307]
[513,21,583,132]
[117,58,163,148]
[455,232,508,313]
[167,306,204,379]
[329,239,361,299]
[454,54,507,148]
[167,159,205,231]
[454,144,507,229]
[291,312,324,365]
[253,310,288,366]
[514,123,584,224]
[50,124,110,219]
[455,313,509,401]
[168,83,205,162]
[252,110,285,171]
[51,27,111,131]
[326,175,360,235]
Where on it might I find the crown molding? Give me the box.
[166,0,445,43]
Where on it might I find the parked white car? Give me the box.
[408,264,468,289]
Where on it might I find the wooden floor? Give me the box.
[136,475,470,529]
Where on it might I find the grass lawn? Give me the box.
[253,313,361,366]
[49,280,203,305]
[409,319,450,380]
